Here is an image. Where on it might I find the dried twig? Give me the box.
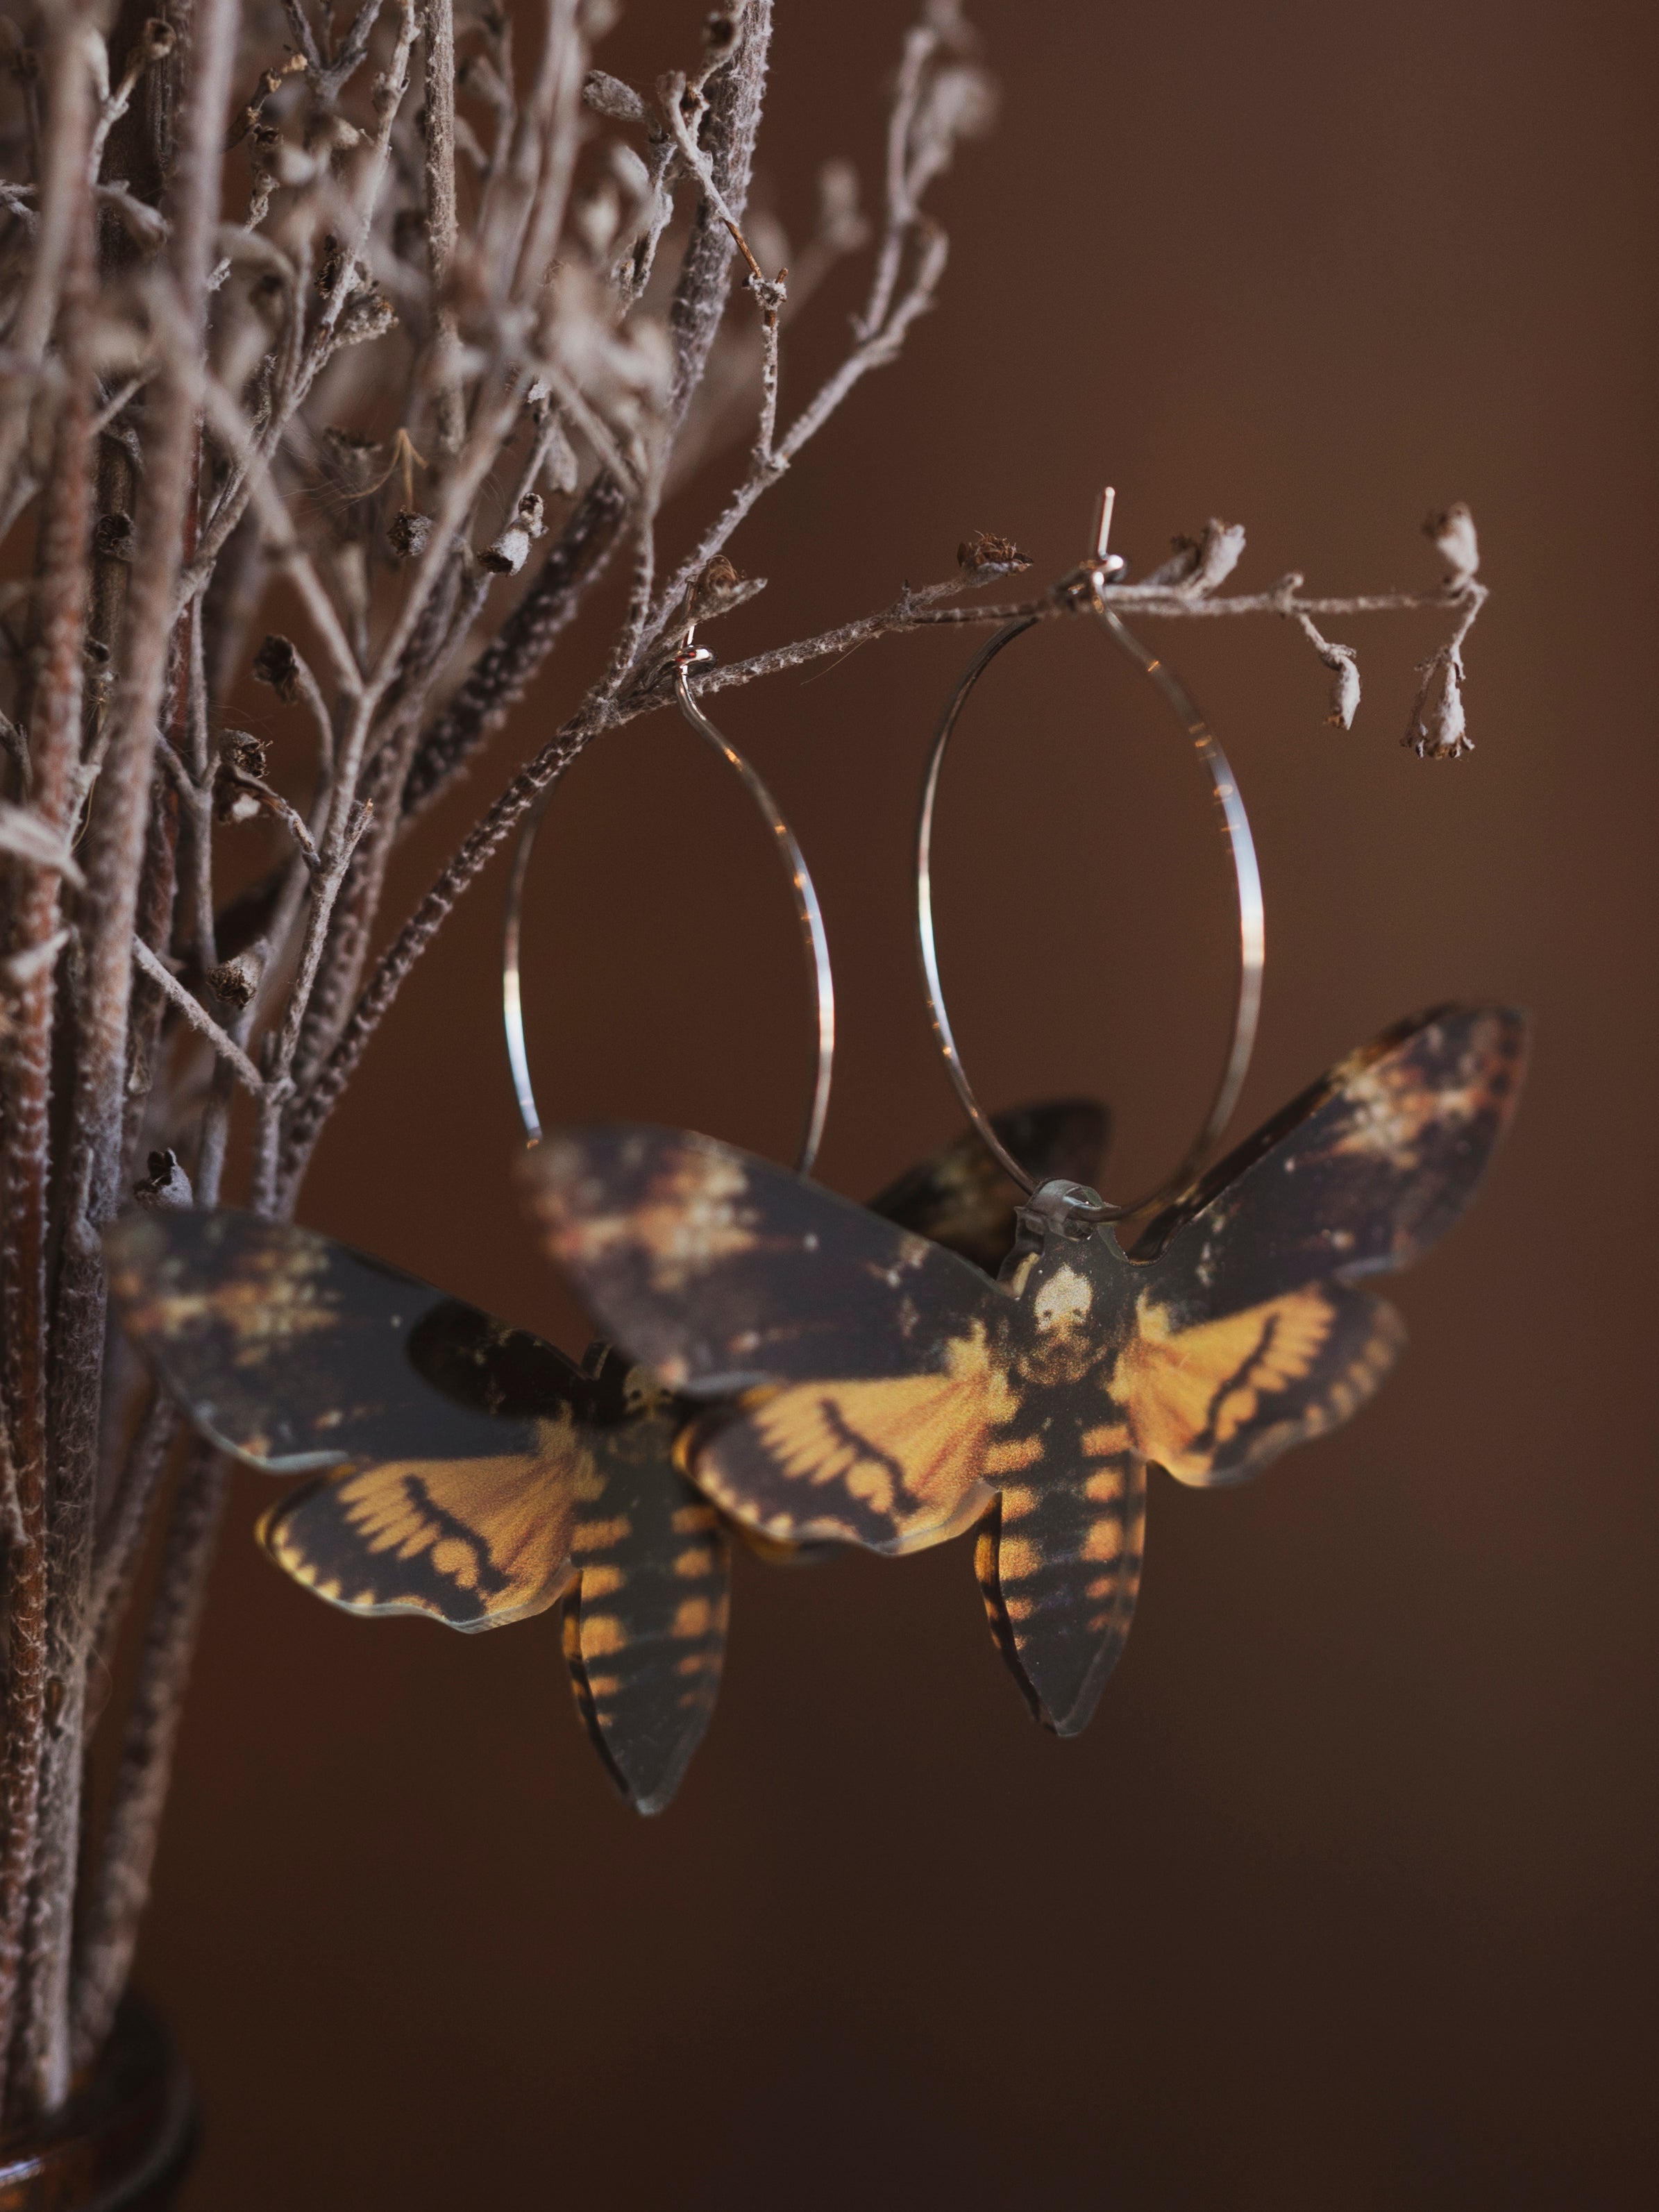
[129,936,266,1093]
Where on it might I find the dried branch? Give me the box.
[0,7,99,2116]
[70,1442,228,2070]
[129,936,266,1092]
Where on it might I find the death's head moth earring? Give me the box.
[101,620,836,1821]
[523,493,1528,1740]
[102,623,1109,1816]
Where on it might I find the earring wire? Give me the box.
[916,488,1265,1224]
[503,630,836,1176]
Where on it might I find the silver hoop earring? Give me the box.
[503,622,836,1173]
[916,487,1265,1222]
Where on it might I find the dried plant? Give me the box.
[0,0,1487,2128]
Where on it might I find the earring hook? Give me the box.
[503,632,836,1179]
[915,487,1265,1224]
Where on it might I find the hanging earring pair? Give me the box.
[102,618,1107,1816]
[522,491,1528,1738]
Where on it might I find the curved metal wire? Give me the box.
[916,518,1265,1224]
[503,643,836,1176]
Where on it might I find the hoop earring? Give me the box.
[525,500,1524,1746]
[916,487,1265,1222]
[503,623,835,1173]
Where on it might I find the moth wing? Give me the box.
[516,1124,1007,1396]
[1115,1282,1407,1488]
[1131,1004,1526,1312]
[106,1208,580,1472]
[868,1098,1110,1276]
[257,1425,587,1630]
[719,1101,1111,1563]
[681,1323,1018,1555]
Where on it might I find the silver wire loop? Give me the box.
[915,493,1265,1224]
[503,637,836,1176]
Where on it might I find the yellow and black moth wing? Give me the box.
[868,1099,1110,1276]
[106,1208,591,1629]
[714,1103,1109,1574]
[104,1208,584,1471]
[1131,1004,1529,1303]
[517,1126,1015,1553]
[554,1346,730,1816]
[1118,1001,1528,1487]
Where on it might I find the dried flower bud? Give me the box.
[691,556,744,617]
[1142,519,1246,595]
[94,512,134,562]
[1290,609,1361,729]
[252,634,301,701]
[1324,650,1361,730]
[517,493,547,539]
[1188,518,1245,593]
[135,1149,193,1210]
[206,947,266,1008]
[213,732,269,821]
[957,530,1030,573]
[336,289,396,346]
[1425,502,1480,589]
[583,69,647,123]
[388,509,434,559]
[219,732,269,777]
[139,19,176,63]
[1404,650,1472,761]
[480,525,530,575]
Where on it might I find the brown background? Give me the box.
[143,1,1656,2204]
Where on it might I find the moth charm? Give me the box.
[520,1005,1526,1736]
[105,1101,1106,1812]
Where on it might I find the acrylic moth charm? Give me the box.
[103,1100,1106,1814]
[519,1004,1526,1738]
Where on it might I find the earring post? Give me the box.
[1091,484,1116,563]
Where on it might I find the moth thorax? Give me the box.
[1013,1179,1104,1253]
